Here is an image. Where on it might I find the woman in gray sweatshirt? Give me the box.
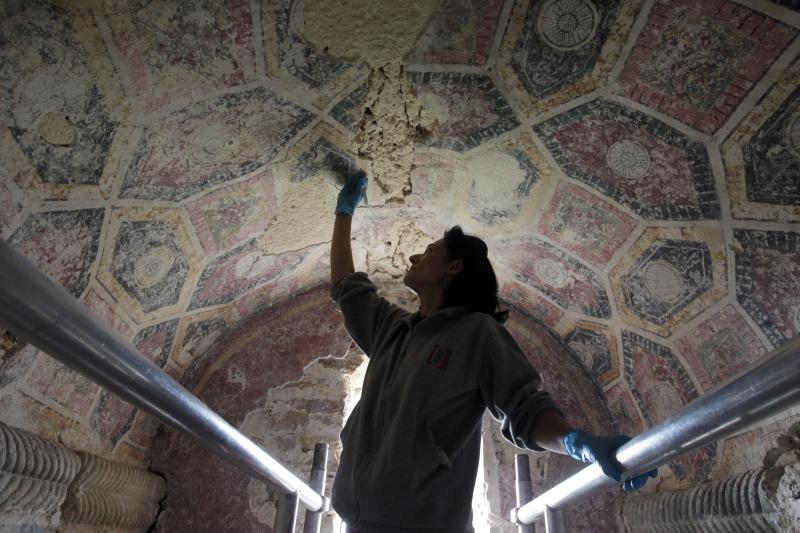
[329,172,656,533]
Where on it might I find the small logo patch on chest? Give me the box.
[426,345,453,370]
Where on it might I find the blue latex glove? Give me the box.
[562,430,657,491]
[335,170,368,216]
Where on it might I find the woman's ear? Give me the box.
[447,258,464,276]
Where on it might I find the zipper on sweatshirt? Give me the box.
[350,326,412,523]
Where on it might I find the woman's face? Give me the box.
[403,239,462,291]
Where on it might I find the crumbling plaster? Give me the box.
[1,0,800,531]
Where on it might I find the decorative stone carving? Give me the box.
[624,422,800,532]
[60,452,166,531]
[624,468,781,531]
[0,421,80,531]
[0,421,166,532]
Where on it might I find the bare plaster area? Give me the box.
[241,350,367,530]
[302,0,441,66]
[302,0,441,202]
[765,421,800,531]
[258,175,338,254]
[356,62,438,202]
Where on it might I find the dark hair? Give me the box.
[442,226,509,324]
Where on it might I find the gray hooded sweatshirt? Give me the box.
[331,272,561,533]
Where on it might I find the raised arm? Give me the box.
[331,171,367,284]
[331,215,354,284]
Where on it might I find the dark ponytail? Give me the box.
[442,226,509,324]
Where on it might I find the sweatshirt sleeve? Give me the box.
[330,272,410,358]
[478,319,563,452]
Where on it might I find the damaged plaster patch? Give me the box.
[258,175,337,254]
[764,421,800,531]
[35,111,75,146]
[463,150,533,225]
[356,62,438,202]
[302,0,440,66]
[240,349,368,531]
[364,219,432,281]
[0,329,25,363]
[299,1,442,202]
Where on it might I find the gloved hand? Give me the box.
[335,170,368,216]
[562,429,657,491]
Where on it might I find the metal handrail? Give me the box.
[512,334,800,528]
[0,238,324,513]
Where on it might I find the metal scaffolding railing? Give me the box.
[0,238,327,532]
[511,334,800,532]
[3,236,800,533]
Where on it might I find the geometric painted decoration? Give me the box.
[1,2,117,187]
[538,181,637,267]
[189,240,308,310]
[621,240,712,324]
[675,305,768,392]
[408,152,459,209]
[619,0,796,133]
[622,329,716,481]
[90,389,136,447]
[81,287,134,340]
[565,321,619,387]
[610,227,726,337]
[744,86,800,205]
[496,237,611,318]
[330,83,368,131]
[9,209,105,297]
[98,208,200,321]
[772,0,800,9]
[173,313,230,370]
[462,133,551,226]
[291,137,355,182]
[111,221,189,314]
[94,0,257,113]
[407,71,520,152]
[132,318,180,368]
[405,0,504,65]
[120,87,313,201]
[0,177,24,234]
[534,99,720,220]
[272,122,356,189]
[261,0,364,108]
[497,0,641,117]
[25,353,99,419]
[499,280,565,328]
[187,169,278,255]
[734,229,800,346]
[723,60,800,222]
[605,381,645,436]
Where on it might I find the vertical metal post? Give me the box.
[544,506,565,533]
[274,492,300,533]
[303,443,329,533]
[514,454,535,533]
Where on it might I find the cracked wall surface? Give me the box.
[1,0,800,531]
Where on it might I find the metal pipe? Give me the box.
[514,454,535,533]
[543,506,564,533]
[303,443,329,533]
[0,239,324,512]
[513,334,800,524]
[274,492,300,532]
